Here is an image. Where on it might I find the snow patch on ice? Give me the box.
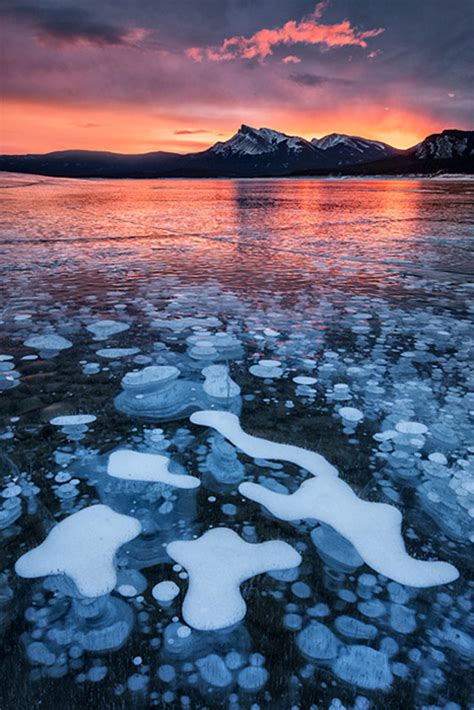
[15,504,142,597]
[190,411,459,588]
[107,450,200,489]
[166,527,301,630]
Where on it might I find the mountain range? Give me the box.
[1,126,472,178]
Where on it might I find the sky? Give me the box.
[1,0,473,153]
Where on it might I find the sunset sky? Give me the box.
[1,0,473,153]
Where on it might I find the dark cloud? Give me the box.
[288,72,353,87]
[0,3,140,46]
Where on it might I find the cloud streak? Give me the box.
[289,72,353,87]
[187,2,383,62]
[174,129,212,135]
[0,4,147,47]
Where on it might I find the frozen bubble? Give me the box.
[293,376,317,385]
[332,645,393,690]
[389,604,417,634]
[202,365,240,399]
[283,613,303,631]
[196,654,232,688]
[358,599,386,619]
[334,615,378,641]
[158,665,176,682]
[297,621,340,660]
[50,415,96,426]
[311,526,363,573]
[24,334,72,351]
[86,320,129,340]
[221,503,237,516]
[127,673,148,692]
[237,666,268,692]
[1,484,22,498]
[176,625,191,638]
[339,407,364,423]
[122,365,179,391]
[88,666,108,682]
[152,581,180,603]
[428,452,448,465]
[96,348,140,359]
[291,581,311,599]
[395,421,428,435]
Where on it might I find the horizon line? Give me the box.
[2,124,471,157]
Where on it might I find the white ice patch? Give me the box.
[166,527,301,630]
[15,504,141,597]
[107,450,200,489]
[190,411,459,588]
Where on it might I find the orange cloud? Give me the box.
[187,3,383,62]
[282,55,301,64]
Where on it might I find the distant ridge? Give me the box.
[295,129,474,177]
[0,127,472,178]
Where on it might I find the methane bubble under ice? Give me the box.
[86,319,130,340]
[15,504,142,597]
[166,527,301,630]
[190,411,459,588]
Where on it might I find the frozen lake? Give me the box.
[0,174,473,709]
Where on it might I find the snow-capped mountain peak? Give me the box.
[311,133,391,154]
[211,124,314,157]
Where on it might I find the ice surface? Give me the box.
[166,527,301,630]
[107,450,200,488]
[15,505,142,597]
[191,411,459,588]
